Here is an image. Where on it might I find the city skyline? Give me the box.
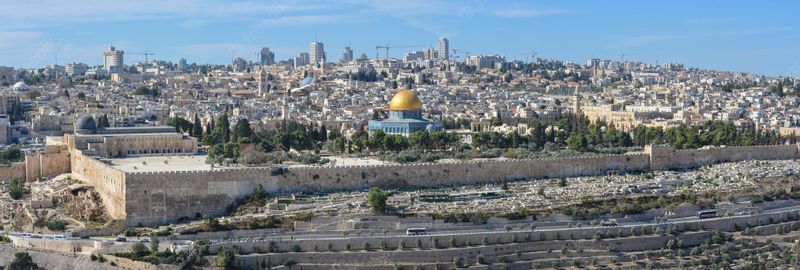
[1,0,798,76]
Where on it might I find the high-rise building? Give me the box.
[178,58,188,71]
[309,42,325,65]
[65,62,88,76]
[294,53,310,68]
[403,51,426,62]
[103,46,124,73]
[466,54,505,69]
[0,66,15,82]
[260,47,275,66]
[436,37,449,61]
[425,48,438,61]
[341,46,354,63]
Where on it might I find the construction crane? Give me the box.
[128,51,155,63]
[450,48,460,62]
[374,44,420,60]
[528,50,538,63]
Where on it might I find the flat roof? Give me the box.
[109,155,217,173]
[107,155,396,173]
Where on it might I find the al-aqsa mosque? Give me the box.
[368,89,443,136]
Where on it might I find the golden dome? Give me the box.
[388,90,423,110]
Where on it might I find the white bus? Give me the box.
[698,209,717,219]
[406,228,427,235]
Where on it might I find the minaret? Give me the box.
[257,65,266,96]
[282,102,290,121]
[320,52,326,79]
[573,86,582,116]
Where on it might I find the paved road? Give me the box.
[210,204,800,244]
[8,203,800,249]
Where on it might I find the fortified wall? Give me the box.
[644,144,800,170]
[70,148,127,220]
[119,144,800,226]
[24,137,71,181]
[13,142,800,226]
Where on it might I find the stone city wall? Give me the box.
[124,153,650,225]
[0,162,26,182]
[88,144,800,225]
[24,148,70,181]
[70,150,127,220]
[646,144,800,170]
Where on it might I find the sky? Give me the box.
[0,0,798,76]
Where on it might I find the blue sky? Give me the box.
[1,0,798,76]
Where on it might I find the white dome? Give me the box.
[12,81,28,91]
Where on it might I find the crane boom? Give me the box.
[128,51,155,63]
[374,44,421,60]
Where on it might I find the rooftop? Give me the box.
[109,155,216,173]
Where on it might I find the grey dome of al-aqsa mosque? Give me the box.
[74,115,97,134]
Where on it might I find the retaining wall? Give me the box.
[86,144,800,225]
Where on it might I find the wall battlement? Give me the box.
[64,143,800,226]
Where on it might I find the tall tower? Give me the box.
[309,42,325,65]
[260,47,274,66]
[103,46,124,73]
[436,37,449,61]
[257,66,267,96]
[341,46,354,63]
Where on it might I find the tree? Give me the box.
[331,137,346,154]
[167,116,192,134]
[368,130,386,152]
[192,113,203,139]
[149,235,159,253]
[234,118,252,142]
[408,132,431,150]
[220,113,231,143]
[215,247,236,270]
[8,252,39,270]
[490,117,504,126]
[8,176,26,200]
[132,86,160,97]
[367,187,389,214]
[566,133,587,151]
[0,145,22,162]
[318,125,328,141]
[206,113,230,145]
[131,242,148,256]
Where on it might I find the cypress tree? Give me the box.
[193,113,203,139]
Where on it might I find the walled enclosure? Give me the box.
[113,144,800,226]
